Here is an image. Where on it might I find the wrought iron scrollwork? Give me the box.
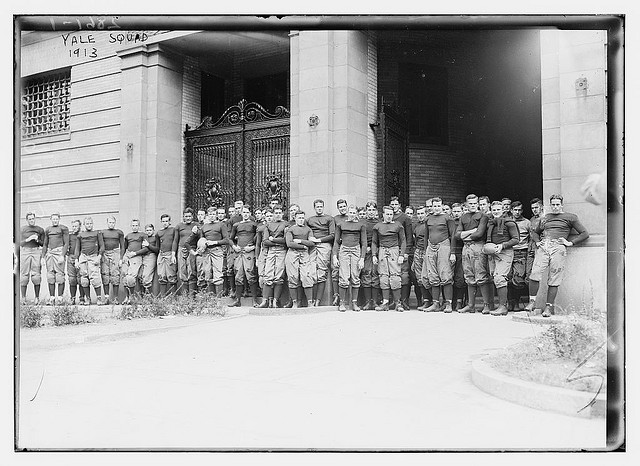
[204,177,224,208]
[264,172,284,205]
[196,99,290,130]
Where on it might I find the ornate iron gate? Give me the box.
[184,100,290,211]
[377,104,410,209]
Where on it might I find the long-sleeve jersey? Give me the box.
[455,212,489,242]
[20,224,45,248]
[306,215,335,243]
[101,228,125,253]
[43,224,69,255]
[364,218,378,247]
[372,221,406,256]
[333,220,366,256]
[68,232,79,258]
[231,221,258,248]
[193,221,230,245]
[536,212,589,244]
[425,214,457,250]
[175,222,198,249]
[513,217,531,250]
[262,221,288,248]
[255,223,268,256]
[451,218,463,254]
[486,217,520,249]
[286,224,314,249]
[413,221,426,250]
[144,234,160,254]
[157,227,178,254]
[529,214,543,243]
[124,232,148,256]
[76,230,104,257]
[393,211,414,251]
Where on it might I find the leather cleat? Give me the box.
[395,301,405,312]
[490,305,509,316]
[424,302,441,312]
[351,301,361,312]
[230,298,242,307]
[541,304,554,318]
[332,294,340,306]
[375,302,389,312]
[524,300,536,312]
[481,304,492,314]
[255,298,271,308]
[338,303,347,312]
[443,301,453,313]
[417,300,429,311]
[457,304,474,313]
[282,300,294,309]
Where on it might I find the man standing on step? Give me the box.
[20,212,45,305]
[306,199,335,306]
[485,201,520,316]
[331,199,349,306]
[450,203,467,311]
[455,194,492,314]
[75,217,105,305]
[333,205,367,312]
[140,224,159,295]
[42,212,69,305]
[525,194,589,317]
[257,205,288,308]
[507,201,531,311]
[156,214,178,297]
[255,208,273,300]
[372,205,407,312]
[229,206,259,307]
[360,201,381,310]
[422,198,457,313]
[100,216,125,304]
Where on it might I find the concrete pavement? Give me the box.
[17,309,606,450]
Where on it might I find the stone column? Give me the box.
[539,30,607,311]
[290,30,370,215]
[117,43,184,227]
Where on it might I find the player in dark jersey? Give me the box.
[526,194,589,317]
[75,217,105,305]
[229,206,259,306]
[390,196,413,309]
[372,205,407,312]
[140,224,160,295]
[455,194,492,313]
[100,216,125,304]
[257,205,288,308]
[413,206,431,310]
[156,214,178,297]
[190,207,230,296]
[66,219,85,305]
[255,208,273,298]
[360,201,381,310]
[333,205,366,312]
[20,212,45,304]
[484,202,520,316]
[121,219,148,304]
[175,207,198,296]
[285,210,315,307]
[450,203,467,311]
[422,198,457,313]
[331,199,349,306]
[306,199,335,306]
[42,213,69,305]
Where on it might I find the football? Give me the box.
[196,237,208,254]
[482,242,500,255]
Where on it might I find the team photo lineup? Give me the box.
[19,192,588,317]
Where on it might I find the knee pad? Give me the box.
[80,276,89,287]
[124,275,137,288]
[31,273,42,285]
[20,275,29,286]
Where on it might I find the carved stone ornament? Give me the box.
[264,172,284,204]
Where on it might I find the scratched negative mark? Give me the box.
[566,340,606,413]
[29,369,45,402]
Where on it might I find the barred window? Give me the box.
[22,71,71,139]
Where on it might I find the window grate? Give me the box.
[22,71,71,139]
